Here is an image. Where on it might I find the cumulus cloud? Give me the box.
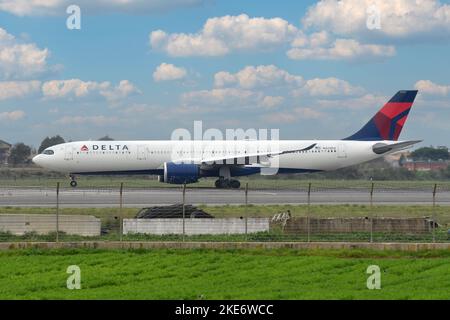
[181,88,264,108]
[56,115,118,126]
[302,0,450,40]
[213,65,363,98]
[313,94,387,110]
[293,77,365,97]
[214,65,303,89]
[42,79,110,98]
[261,107,324,124]
[100,80,141,102]
[415,80,450,96]
[287,37,396,61]
[261,96,284,108]
[0,80,41,100]
[150,14,299,56]
[0,0,207,16]
[0,27,52,79]
[153,63,187,82]
[0,110,25,121]
[182,65,367,113]
[41,79,140,101]
[149,13,399,61]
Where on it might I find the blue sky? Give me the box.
[1,0,450,148]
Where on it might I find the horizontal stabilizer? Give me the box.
[372,140,422,155]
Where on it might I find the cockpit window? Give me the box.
[43,150,54,155]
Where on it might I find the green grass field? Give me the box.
[0,248,449,300]
[1,204,448,220]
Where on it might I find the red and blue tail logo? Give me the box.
[345,90,418,141]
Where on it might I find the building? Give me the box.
[384,151,411,168]
[0,140,11,165]
[402,159,449,172]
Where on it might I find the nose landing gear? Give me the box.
[69,175,77,188]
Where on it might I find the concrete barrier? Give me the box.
[280,217,434,234]
[123,218,270,235]
[0,214,101,236]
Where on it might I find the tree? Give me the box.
[410,147,449,161]
[8,143,31,166]
[98,135,114,141]
[38,135,65,153]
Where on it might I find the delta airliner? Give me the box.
[33,90,420,188]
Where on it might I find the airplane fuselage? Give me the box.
[33,139,389,175]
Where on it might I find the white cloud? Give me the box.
[41,79,139,101]
[313,94,387,110]
[56,115,118,126]
[0,110,25,121]
[149,12,398,61]
[150,14,299,57]
[287,38,396,61]
[181,88,263,108]
[213,65,364,98]
[182,65,374,119]
[153,63,187,82]
[0,80,41,100]
[42,79,110,99]
[303,0,450,40]
[0,0,207,16]
[261,96,284,108]
[100,80,140,102]
[262,107,324,124]
[214,65,303,89]
[415,80,450,96]
[0,27,51,79]
[293,77,365,97]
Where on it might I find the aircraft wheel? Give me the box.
[230,180,241,189]
[215,179,224,188]
[70,180,78,188]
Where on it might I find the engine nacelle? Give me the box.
[159,162,200,184]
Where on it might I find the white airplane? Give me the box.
[33,90,420,189]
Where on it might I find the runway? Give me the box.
[0,187,448,207]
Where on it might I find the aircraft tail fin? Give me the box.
[344,90,418,141]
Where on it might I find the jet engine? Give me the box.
[158,162,200,184]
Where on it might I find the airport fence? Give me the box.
[0,181,449,243]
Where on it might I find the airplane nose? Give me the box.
[32,154,42,166]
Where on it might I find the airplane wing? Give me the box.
[174,143,317,166]
[372,140,422,154]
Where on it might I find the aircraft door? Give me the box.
[337,144,347,159]
[64,145,74,160]
[137,145,148,160]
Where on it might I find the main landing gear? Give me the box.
[69,174,77,188]
[215,166,240,189]
[214,178,241,189]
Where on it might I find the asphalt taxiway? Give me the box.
[0,187,447,207]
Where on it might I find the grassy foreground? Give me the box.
[1,175,449,190]
[1,204,449,220]
[0,248,449,300]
